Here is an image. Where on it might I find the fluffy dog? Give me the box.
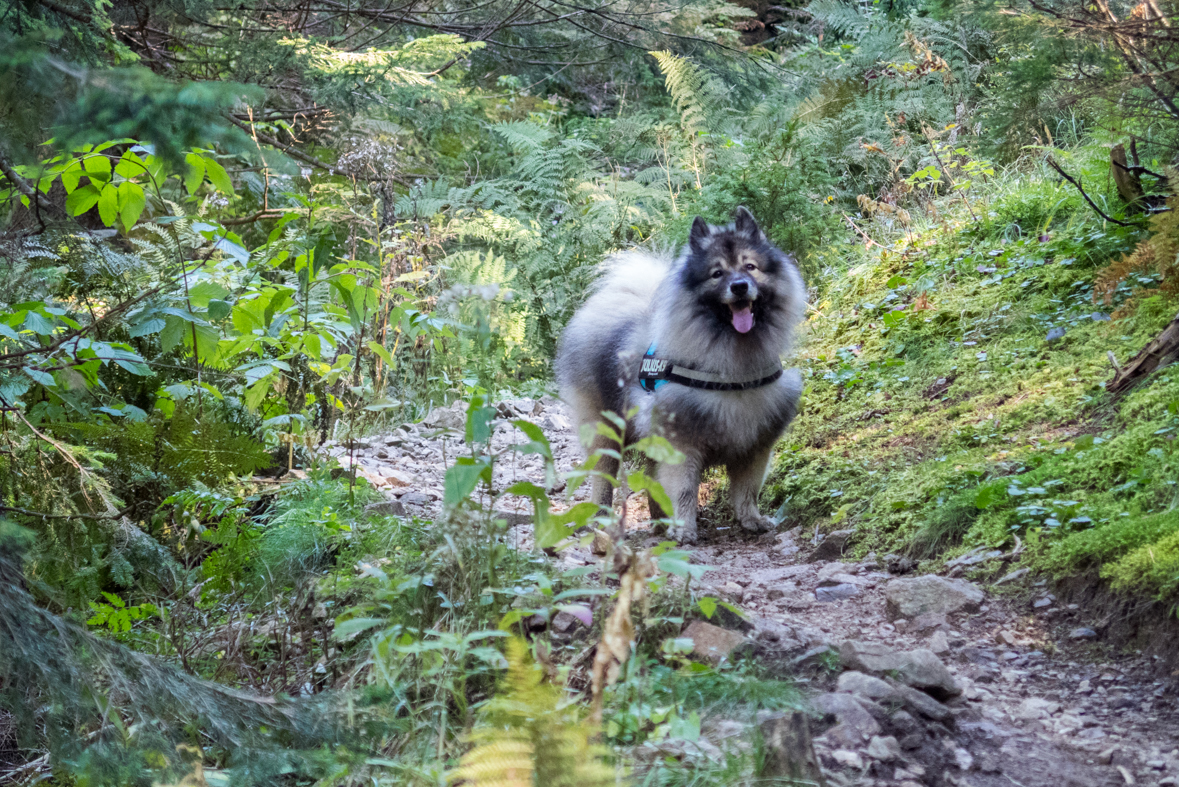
[556,207,805,543]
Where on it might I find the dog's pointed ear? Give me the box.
[689,216,711,253]
[733,206,761,239]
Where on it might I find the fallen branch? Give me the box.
[1046,157,1142,228]
[1107,309,1179,394]
[841,213,887,250]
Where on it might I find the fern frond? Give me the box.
[649,50,727,135]
[495,121,556,153]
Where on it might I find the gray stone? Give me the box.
[884,553,916,574]
[885,679,955,721]
[1069,627,1098,640]
[1046,326,1067,342]
[839,640,961,699]
[884,575,984,619]
[750,565,810,585]
[492,509,532,526]
[364,499,405,517]
[866,735,902,762]
[810,529,855,562]
[812,693,881,743]
[909,611,947,633]
[836,671,897,701]
[928,630,950,654]
[816,583,861,602]
[591,529,611,556]
[423,401,466,430]
[994,568,1031,586]
[1017,697,1060,720]
[682,620,749,665]
[818,572,869,587]
[400,491,431,506]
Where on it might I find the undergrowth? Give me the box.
[762,149,1179,610]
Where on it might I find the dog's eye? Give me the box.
[745,263,757,271]
[711,270,722,279]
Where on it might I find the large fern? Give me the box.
[450,638,618,787]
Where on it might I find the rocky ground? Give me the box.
[325,397,1179,787]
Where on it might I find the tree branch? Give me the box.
[1045,157,1143,227]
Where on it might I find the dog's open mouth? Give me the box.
[729,301,754,333]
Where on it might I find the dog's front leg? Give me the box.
[729,443,775,534]
[658,454,702,544]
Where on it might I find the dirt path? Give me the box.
[330,397,1179,787]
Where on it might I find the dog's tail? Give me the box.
[590,250,671,309]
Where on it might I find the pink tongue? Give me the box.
[732,306,754,334]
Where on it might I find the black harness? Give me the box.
[638,343,784,393]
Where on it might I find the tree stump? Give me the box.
[1111,144,1146,213]
[758,710,827,786]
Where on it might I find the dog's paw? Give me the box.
[669,523,698,544]
[738,512,774,534]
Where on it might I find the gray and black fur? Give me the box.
[556,207,805,543]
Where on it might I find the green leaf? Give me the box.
[207,299,231,322]
[114,359,153,376]
[631,435,684,465]
[975,482,1004,510]
[117,181,146,232]
[465,397,496,444]
[23,367,56,387]
[628,470,673,519]
[202,155,234,195]
[697,596,717,619]
[183,153,206,195]
[332,617,385,639]
[366,340,394,366]
[96,183,119,226]
[444,458,490,506]
[511,419,553,459]
[65,183,101,216]
[83,155,112,180]
[60,159,83,193]
[114,152,147,179]
[23,311,56,336]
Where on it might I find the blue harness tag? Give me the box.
[639,343,669,392]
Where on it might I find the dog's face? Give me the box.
[679,207,794,335]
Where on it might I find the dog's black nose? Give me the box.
[730,280,749,297]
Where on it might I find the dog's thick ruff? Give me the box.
[556,208,805,544]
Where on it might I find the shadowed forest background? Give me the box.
[2,0,1179,782]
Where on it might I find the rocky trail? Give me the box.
[326,397,1179,787]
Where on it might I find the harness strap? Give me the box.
[639,344,783,393]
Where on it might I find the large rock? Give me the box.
[884,575,984,619]
[811,692,881,744]
[885,679,954,721]
[839,640,961,699]
[836,671,896,702]
[682,620,749,665]
[809,529,855,562]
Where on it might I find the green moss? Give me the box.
[1103,528,1179,602]
[758,175,1179,606]
[1049,511,1179,575]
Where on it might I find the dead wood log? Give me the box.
[1108,310,1179,394]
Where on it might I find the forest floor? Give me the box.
[329,395,1179,787]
